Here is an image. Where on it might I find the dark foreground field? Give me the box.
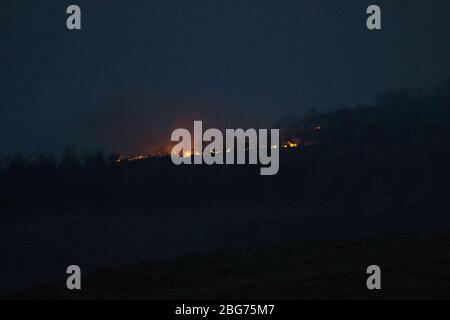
[2,87,450,299]
[9,231,450,300]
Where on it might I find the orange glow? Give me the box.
[180,150,202,158]
[127,155,148,161]
[281,140,298,148]
[119,140,301,163]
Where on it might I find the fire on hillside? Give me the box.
[115,140,300,163]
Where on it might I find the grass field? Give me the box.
[10,231,450,300]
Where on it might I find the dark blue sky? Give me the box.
[1,0,450,155]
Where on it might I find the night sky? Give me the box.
[1,0,450,155]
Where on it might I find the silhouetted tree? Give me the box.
[60,146,81,170]
[85,151,106,170]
